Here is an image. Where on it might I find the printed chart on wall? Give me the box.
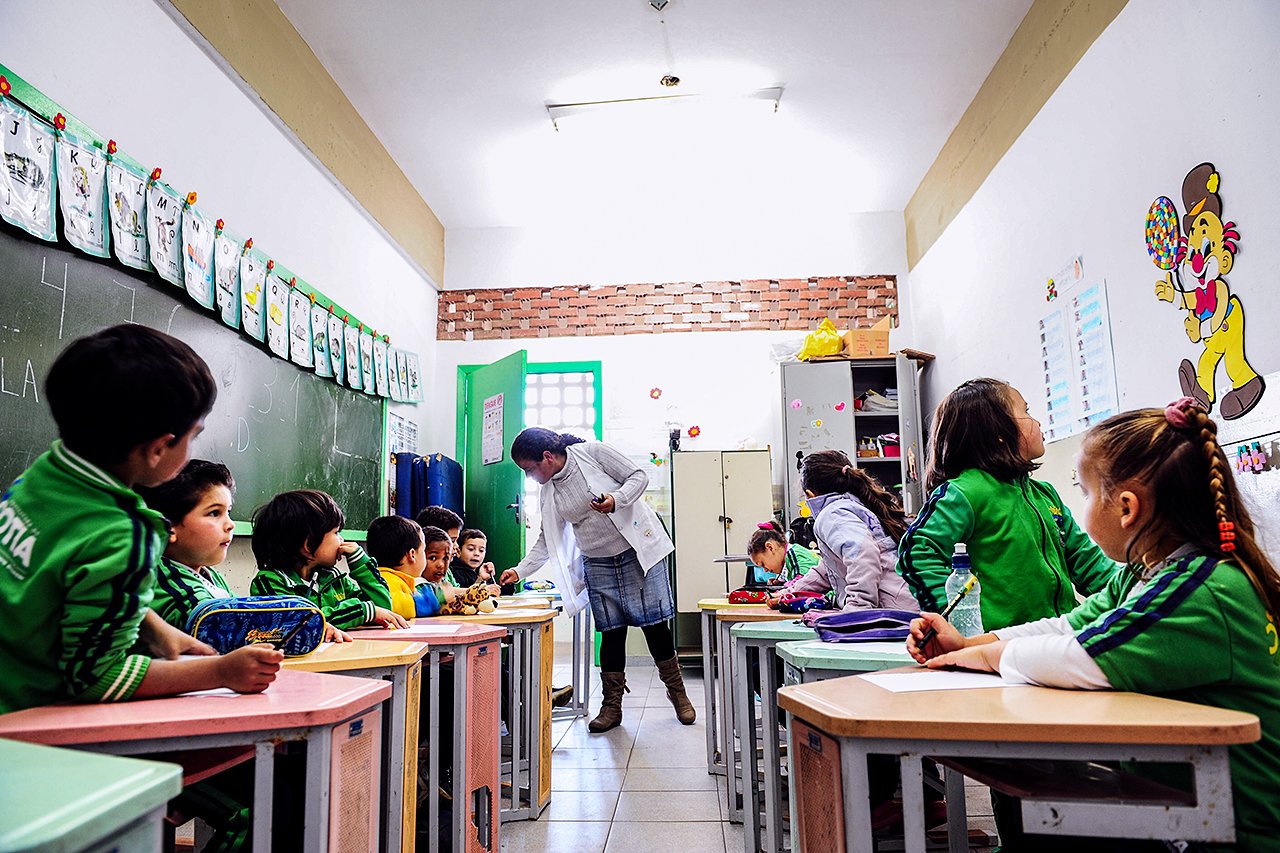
[1039,277,1119,442]
[482,392,504,464]
[1218,370,1280,564]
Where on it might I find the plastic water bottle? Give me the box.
[944,543,984,637]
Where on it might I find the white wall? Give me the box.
[437,209,912,489]
[908,0,1280,444]
[1,0,439,453]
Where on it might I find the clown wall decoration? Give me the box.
[1147,163,1265,420]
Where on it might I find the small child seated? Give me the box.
[367,516,465,619]
[455,528,503,593]
[416,505,462,580]
[746,521,830,609]
[249,490,408,631]
[417,524,497,616]
[137,459,239,629]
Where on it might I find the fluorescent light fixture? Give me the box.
[546,86,783,131]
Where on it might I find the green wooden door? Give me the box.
[461,351,528,571]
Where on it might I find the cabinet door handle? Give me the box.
[718,515,734,527]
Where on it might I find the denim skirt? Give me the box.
[581,547,675,631]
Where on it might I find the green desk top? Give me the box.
[775,638,913,672]
[0,738,182,852]
[730,619,817,642]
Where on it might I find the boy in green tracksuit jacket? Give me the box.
[0,325,282,715]
[898,469,1118,630]
[249,489,406,631]
[137,460,240,630]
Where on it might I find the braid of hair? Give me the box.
[1194,410,1236,553]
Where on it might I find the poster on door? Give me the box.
[482,393,504,464]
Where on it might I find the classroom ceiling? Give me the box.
[276,0,1032,231]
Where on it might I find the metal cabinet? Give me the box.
[670,449,773,612]
[780,355,927,522]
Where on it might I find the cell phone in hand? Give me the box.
[592,493,607,504]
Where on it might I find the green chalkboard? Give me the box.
[0,225,385,528]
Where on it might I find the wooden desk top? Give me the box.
[0,670,392,747]
[729,619,816,642]
[350,622,506,643]
[434,608,557,626]
[282,639,429,672]
[502,596,553,609]
[715,608,796,623]
[697,597,767,611]
[777,668,1261,746]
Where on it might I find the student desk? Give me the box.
[511,589,594,721]
[0,670,390,853]
[697,596,768,777]
[366,609,556,822]
[283,639,428,853]
[778,671,1260,853]
[0,738,182,853]
[727,618,817,853]
[347,623,505,853]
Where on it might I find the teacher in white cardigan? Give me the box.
[499,427,694,733]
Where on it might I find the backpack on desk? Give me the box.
[187,595,325,656]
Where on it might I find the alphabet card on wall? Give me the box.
[0,96,57,242]
[326,311,345,385]
[239,247,268,342]
[1148,163,1266,421]
[405,352,422,402]
[213,222,242,329]
[265,268,290,358]
[310,300,331,378]
[145,171,183,287]
[372,336,389,397]
[181,194,216,310]
[286,280,313,368]
[55,129,108,258]
[359,328,375,393]
[344,323,362,387]
[106,155,148,270]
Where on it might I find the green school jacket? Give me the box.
[152,556,235,630]
[897,469,1117,630]
[0,441,166,712]
[249,544,391,630]
[1068,551,1280,851]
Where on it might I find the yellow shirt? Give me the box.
[378,567,444,619]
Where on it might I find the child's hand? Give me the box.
[338,541,359,557]
[486,584,502,597]
[926,641,1005,674]
[139,609,217,659]
[324,623,353,643]
[906,612,966,664]
[371,607,410,629]
[765,593,780,610]
[479,562,496,581]
[499,569,520,586]
[218,644,283,693]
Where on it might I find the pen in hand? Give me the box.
[918,575,977,652]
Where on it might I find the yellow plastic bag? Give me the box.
[797,318,842,361]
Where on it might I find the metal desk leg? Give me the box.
[383,665,408,853]
[901,753,927,853]
[703,608,722,775]
[945,765,968,853]
[579,607,593,716]
[839,743,873,853]
[508,628,524,819]
[735,636,759,848]
[528,623,544,817]
[428,651,442,853]
[759,645,783,853]
[251,741,274,853]
[451,645,468,853]
[784,717,799,852]
[304,724,334,853]
[723,618,743,822]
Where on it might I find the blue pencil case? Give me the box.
[806,609,917,643]
[186,595,325,656]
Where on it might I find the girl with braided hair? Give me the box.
[786,449,918,613]
[909,398,1280,851]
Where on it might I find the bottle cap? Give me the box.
[954,542,968,555]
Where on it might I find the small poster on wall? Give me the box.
[482,393,504,464]
[145,178,184,287]
[239,248,268,342]
[106,160,149,270]
[359,328,375,393]
[0,98,57,242]
[181,200,216,310]
[405,352,423,402]
[288,286,313,368]
[1039,278,1119,442]
[310,302,331,378]
[344,323,362,387]
[265,273,290,358]
[55,131,109,257]
[372,336,390,397]
[327,312,345,384]
[213,224,243,329]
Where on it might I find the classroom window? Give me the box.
[521,369,600,556]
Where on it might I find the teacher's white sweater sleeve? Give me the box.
[586,443,649,507]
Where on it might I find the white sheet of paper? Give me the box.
[178,687,240,697]
[394,624,466,636]
[858,670,1030,693]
